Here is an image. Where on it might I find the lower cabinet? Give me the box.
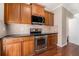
[47,34,57,49]
[2,36,34,56]
[29,39,34,55]
[22,39,29,56]
[22,37,34,56]
[3,42,21,56]
[1,34,57,56]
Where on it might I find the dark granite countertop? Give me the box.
[2,33,57,38]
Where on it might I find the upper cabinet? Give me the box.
[21,4,31,24]
[4,3,31,24]
[31,3,45,17]
[45,10,54,26]
[45,11,49,25]
[4,3,21,24]
[4,3,54,26]
[49,13,54,26]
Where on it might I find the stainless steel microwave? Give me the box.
[32,15,45,25]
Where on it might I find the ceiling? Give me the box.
[39,3,79,15]
[39,3,61,12]
[63,3,79,14]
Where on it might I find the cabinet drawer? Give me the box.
[3,38,22,44]
[22,36,34,41]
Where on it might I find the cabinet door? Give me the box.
[51,14,54,26]
[2,38,22,56]
[45,11,49,25]
[22,37,29,56]
[21,4,31,24]
[4,4,9,24]
[32,4,44,17]
[47,35,53,49]
[52,34,57,45]
[47,38,52,49]
[22,36,34,56]
[22,41,29,56]
[49,13,54,26]
[3,43,21,56]
[38,6,45,17]
[47,34,57,49]
[4,3,20,24]
[29,36,34,55]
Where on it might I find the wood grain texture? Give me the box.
[47,34,57,49]
[49,13,54,26]
[2,36,34,56]
[4,3,32,24]
[22,38,29,56]
[31,3,45,17]
[35,43,79,56]
[4,3,21,24]
[45,11,49,25]
[45,11,54,26]
[21,4,31,24]
[3,42,21,56]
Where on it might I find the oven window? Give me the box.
[37,38,45,46]
[35,37,47,50]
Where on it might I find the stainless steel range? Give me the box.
[30,28,47,53]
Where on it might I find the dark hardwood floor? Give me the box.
[35,43,79,56]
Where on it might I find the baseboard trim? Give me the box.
[57,42,67,47]
[69,41,79,46]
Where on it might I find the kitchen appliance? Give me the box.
[34,35,47,53]
[32,15,45,25]
[30,28,47,53]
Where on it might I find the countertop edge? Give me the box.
[0,33,58,39]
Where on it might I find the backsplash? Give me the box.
[7,23,58,35]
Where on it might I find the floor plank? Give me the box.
[35,43,79,56]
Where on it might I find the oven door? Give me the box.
[34,35,47,52]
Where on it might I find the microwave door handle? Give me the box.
[42,17,45,23]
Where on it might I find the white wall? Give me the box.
[69,16,79,45]
[62,7,73,46]
[0,3,6,38]
[54,6,73,47]
[54,6,63,47]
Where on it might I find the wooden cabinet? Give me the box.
[4,3,54,25]
[31,3,45,17]
[2,36,34,56]
[45,11,49,25]
[4,3,31,24]
[4,4,8,24]
[21,4,31,24]
[3,43,21,56]
[2,38,22,56]
[49,13,54,26]
[4,3,20,24]
[47,34,57,49]
[45,11,54,26]
[22,36,34,56]
[29,37,34,55]
[22,37,29,56]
